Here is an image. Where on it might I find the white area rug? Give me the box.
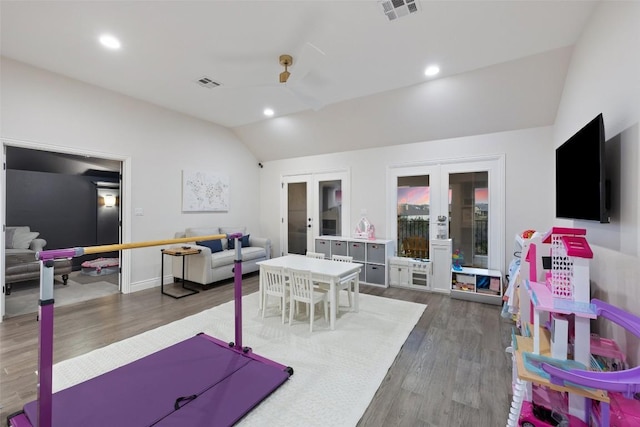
[53,292,425,427]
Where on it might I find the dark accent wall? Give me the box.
[6,169,119,269]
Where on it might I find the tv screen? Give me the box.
[556,113,609,223]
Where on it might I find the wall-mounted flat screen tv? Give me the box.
[556,113,609,223]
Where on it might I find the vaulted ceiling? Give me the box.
[0,1,599,161]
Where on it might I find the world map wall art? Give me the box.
[182,170,230,212]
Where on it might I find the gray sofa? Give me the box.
[4,226,72,294]
[172,226,271,288]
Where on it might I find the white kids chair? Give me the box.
[331,254,354,308]
[305,251,325,259]
[261,264,289,324]
[287,268,329,332]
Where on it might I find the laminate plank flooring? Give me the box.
[0,272,514,426]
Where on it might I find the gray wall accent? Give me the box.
[6,169,119,268]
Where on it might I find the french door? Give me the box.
[281,170,350,256]
[387,155,504,271]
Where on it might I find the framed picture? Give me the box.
[182,170,229,212]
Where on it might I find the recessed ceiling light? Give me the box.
[424,65,440,77]
[99,34,121,50]
[263,108,275,117]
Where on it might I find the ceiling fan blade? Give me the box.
[288,42,326,84]
[283,85,324,111]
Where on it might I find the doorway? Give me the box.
[2,144,125,319]
[281,170,350,256]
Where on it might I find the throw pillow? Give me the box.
[5,229,16,249]
[196,239,223,253]
[227,234,250,250]
[219,226,246,236]
[12,231,40,250]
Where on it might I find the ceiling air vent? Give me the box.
[196,77,221,89]
[379,0,420,21]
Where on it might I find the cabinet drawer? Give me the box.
[454,274,475,285]
[348,242,366,262]
[331,240,348,256]
[315,239,331,258]
[366,243,386,264]
[366,264,386,285]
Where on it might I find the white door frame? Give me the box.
[1,137,131,322]
[387,154,505,272]
[281,169,350,256]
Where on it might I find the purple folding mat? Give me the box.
[21,334,290,426]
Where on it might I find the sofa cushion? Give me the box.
[240,246,267,262]
[197,239,223,253]
[227,234,250,250]
[5,228,16,249]
[6,226,31,249]
[10,230,40,250]
[209,246,266,268]
[210,250,235,268]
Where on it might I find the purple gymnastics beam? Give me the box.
[36,233,231,261]
[36,247,84,261]
[27,232,250,427]
[542,299,640,398]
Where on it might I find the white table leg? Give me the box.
[258,266,264,311]
[353,274,359,312]
[330,278,336,330]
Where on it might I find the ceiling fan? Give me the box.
[275,44,325,111]
[197,42,325,111]
[279,54,293,83]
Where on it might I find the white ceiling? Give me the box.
[0,1,599,161]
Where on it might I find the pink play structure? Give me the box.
[508,227,640,427]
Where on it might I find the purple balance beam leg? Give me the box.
[226,233,244,351]
[232,236,243,351]
[38,261,56,427]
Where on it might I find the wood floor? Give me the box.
[0,273,514,426]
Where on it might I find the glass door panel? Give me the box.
[397,175,430,259]
[449,172,488,269]
[287,181,308,255]
[318,180,342,236]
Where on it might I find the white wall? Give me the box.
[553,1,640,365]
[1,57,262,292]
[260,125,555,273]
